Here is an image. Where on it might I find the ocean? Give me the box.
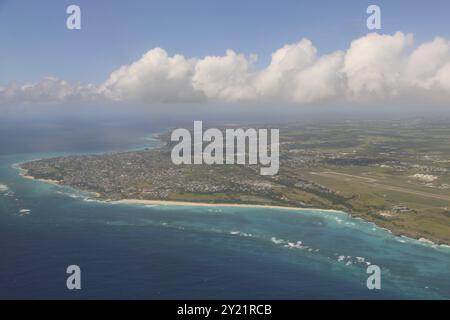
[0,115,449,299]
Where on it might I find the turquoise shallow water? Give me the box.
[0,151,449,299]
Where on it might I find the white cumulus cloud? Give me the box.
[100,47,204,103]
[2,32,450,107]
[192,49,258,102]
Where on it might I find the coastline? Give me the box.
[16,164,60,185]
[14,162,450,249]
[14,162,343,215]
[15,164,102,198]
[113,198,345,214]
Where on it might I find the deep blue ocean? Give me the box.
[0,115,449,299]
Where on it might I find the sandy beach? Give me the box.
[113,198,345,214]
[15,164,104,197]
[17,167,60,185]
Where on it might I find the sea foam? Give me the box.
[0,184,9,193]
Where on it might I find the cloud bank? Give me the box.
[3,32,450,107]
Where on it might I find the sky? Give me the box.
[1,0,450,110]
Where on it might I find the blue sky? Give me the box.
[1,0,450,85]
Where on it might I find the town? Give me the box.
[19,118,450,245]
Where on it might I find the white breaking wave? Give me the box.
[19,209,31,215]
[285,241,307,249]
[0,183,15,197]
[0,184,9,192]
[271,237,285,245]
[336,254,371,266]
[270,237,320,252]
[230,231,253,237]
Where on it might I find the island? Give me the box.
[19,119,450,245]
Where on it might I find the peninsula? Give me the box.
[19,119,450,245]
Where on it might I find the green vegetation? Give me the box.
[20,118,450,244]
